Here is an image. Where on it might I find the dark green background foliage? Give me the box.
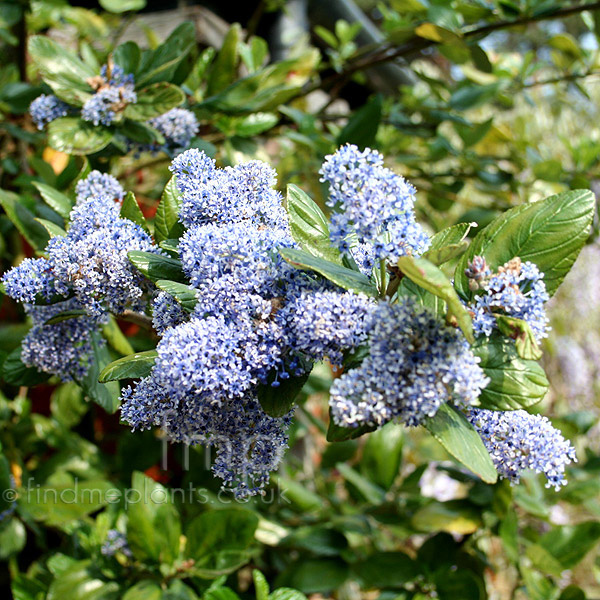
[1,1,600,599]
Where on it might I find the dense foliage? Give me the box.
[1,1,600,599]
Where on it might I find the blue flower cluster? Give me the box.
[81,65,137,126]
[172,150,289,230]
[330,299,489,428]
[2,171,158,379]
[466,408,576,489]
[101,529,132,558]
[467,256,550,341]
[29,94,70,129]
[145,108,199,154]
[21,298,102,381]
[320,144,430,271]
[75,170,124,204]
[121,151,312,496]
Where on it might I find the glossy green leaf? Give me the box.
[126,472,181,565]
[124,83,185,121]
[122,581,162,600]
[155,176,183,244]
[396,255,474,343]
[253,570,270,600]
[102,316,135,356]
[2,346,50,386]
[424,404,497,483]
[185,508,258,578]
[0,519,26,560]
[455,190,596,299]
[19,481,115,528]
[280,247,378,296]
[258,371,310,418]
[286,184,341,264]
[128,250,186,283]
[33,182,73,219]
[35,218,66,239]
[120,192,149,233]
[137,23,196,86]
[28,36,95,106]
[48,118,113,155]
[423,241,468,266]
[120,119,165,145]
[0,189,50,250]
[474,338,548,410]
[80,335,121,413]
[99,0,146,13]
[98,350,157,383]
[155,280,197,313]
[233,112,278,137]
[113,41,141,75]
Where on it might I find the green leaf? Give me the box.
[35,218,66,239]
[336,463,385,504]
[0,189,50,250]
[120,119,165,145]
[396,255,474,343]
[33,182,73,219]
[286,184,341,264]
[397,277,445,318]
[155,177,184,244]
[113,41,141,75]
[455,190,596,299]
[494,315,542,360]
[424,404,497,484]
[98,350,157,383]
[47,118,113,155]
[128,251,186,283]
[412,501,482,535]
[102,316,135,356]
[44,309,88,324]
[360,422,403,490]
[185,508,258,578]
[122,581,162,600]
[206,24,241,96]
[539,522,600,570]
[137,23,196,86]
[423,241,468,266]
[124,83,185,121]
[474,337,548,411]
[281,526,347,557]
[155,280,197,313]
[50,382,87,428]
[126,472,181,565]
[2,346,51,386]
[337,94,382,149]
[120,192,149,233]
[280,247,378,296]
[353,552,421,589]
[20,481,115,528]
[79,335,121,413]
[253,570,270,600]
[257,371,310,418]
[100,0,146,13]
[232,113,278,137]
[28,36,95,106]
[427,224,473,252]
[0,519,26,560]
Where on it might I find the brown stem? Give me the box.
[297,2,600,98]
